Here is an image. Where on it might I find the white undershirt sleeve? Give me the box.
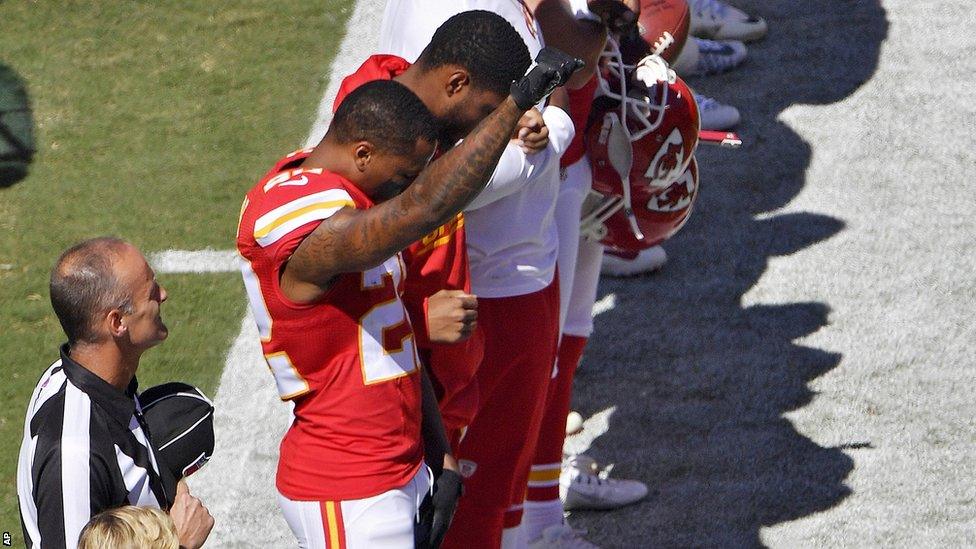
[466,106,575,211]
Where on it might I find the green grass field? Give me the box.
[0,2,352,542]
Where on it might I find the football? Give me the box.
[636,0,691,63]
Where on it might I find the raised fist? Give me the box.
[634,54,677,88]
[510,47,585,110]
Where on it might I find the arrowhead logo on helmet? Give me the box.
[649,160,698,212]
[646,130,685,188]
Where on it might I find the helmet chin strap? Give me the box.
[597,37,669,141]
[606,112,645,241]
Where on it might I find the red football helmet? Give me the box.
[583,38,700,249]
[582,155,699,249]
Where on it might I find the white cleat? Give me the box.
[695,92,741,131]
[693,37,747,76]
[688,0,768,42]
[673,37,747,78]
[527,523,600,549]
[600,246,668,277]
[561,455,649,511]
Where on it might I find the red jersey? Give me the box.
[334,54,470,348]
[560,75,599,168]
[237,149,423,500]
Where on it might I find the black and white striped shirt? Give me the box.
[17,345,175,548]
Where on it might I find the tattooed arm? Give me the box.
[282,97,525,300]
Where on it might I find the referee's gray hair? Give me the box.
[50,237,136,345]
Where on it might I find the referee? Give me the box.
[16,237,213,548]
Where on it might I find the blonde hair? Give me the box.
[78,505,179,549]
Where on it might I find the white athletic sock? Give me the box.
[502,523,527,549]
[522,499,564,542]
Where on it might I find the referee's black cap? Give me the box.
[140,382,215,480]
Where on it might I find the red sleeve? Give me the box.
[244,172,358,274]
[561,75,600,168]
[400,215,469,349]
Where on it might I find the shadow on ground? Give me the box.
[0,62,35,188]
[571,2,888,546]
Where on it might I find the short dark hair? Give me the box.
[50,237,134,345]
[416,10,532,96]
[328,79,439,155]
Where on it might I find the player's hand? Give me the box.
[170,480,214,549]
[514,108,549,154]
[415,461,463,549]
[427,467,462,548]
[588,0,639,33]
[633,54,676,87]
[510,47,585,110]
[426,290,477,344]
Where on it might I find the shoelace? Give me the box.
[695,94,721,111]
[569,455,616,483]
[695,37,733,53]
[698,54,736,74]
[575,473,612,487]
[691,0,728,19]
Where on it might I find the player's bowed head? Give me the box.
[401,10,534,146]
[307,79,440,205]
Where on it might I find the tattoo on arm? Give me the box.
[286,97,525,288]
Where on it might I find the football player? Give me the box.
[521,2,657,546]
[380,2,573,547]
[524,2,712,546]
[378,2,638,547]
[237,56,579,548]
[331,11,539,458]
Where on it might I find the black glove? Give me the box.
[415,469,463,549]
[510,47,585,110]
[618,25,652,65]
[587,0,639,33]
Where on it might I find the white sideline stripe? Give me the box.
[150,249,239,274]
[187,312,294,546]
[186,2,387,547]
